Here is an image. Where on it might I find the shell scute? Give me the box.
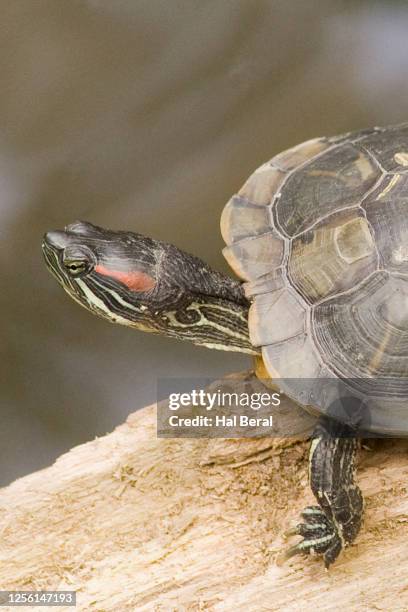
[312,271,408,380]
[220,195,271,245]
[362,172,408,273]
[272,137,330,171]
[248,288,306,347]
[237,164,285,207]
[220,123,408,429]
[243,269,286,299]
[327,126,384,146]
[275,143,381,236]
[262,334,321,380]
[358,122,408,172]
[288,210,378,303]
[222,232,284,281]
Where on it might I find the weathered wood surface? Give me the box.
[1,372,408,611]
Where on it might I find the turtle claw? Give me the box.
[275,541,307,566]
[282,525,302,539]
[277,506,343,568]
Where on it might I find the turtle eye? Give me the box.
[63,259,88,276]
[62,245,96,276]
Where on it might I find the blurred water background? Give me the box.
[2,0,408,485]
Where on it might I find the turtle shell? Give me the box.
[221,123,408,435]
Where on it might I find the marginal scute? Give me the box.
[220,195,271,246]
[243,269,285,299]
[248,288,306,347]
[288,211,377,303]
[262,334,322,405]
[327,126,383,146]
[237,164,285,206]
[222,233,284,281]
[362,172,408,273]
[275,143,381,236]
[310,370,408,435]
[307,367,355,420]
[272,137,330,171]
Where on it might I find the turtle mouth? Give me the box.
[42,236,68,287]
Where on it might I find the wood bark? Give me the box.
[1,372,408,611]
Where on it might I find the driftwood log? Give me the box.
[1,372,408,611]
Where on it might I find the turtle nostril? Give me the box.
[43,231,70,249]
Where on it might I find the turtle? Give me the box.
[42,122,408,569]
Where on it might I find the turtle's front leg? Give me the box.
[279,415,363,568]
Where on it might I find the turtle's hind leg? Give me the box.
[278,415,363,568]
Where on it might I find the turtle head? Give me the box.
[42,221,257,354]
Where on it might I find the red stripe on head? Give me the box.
[95,264,156,292]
